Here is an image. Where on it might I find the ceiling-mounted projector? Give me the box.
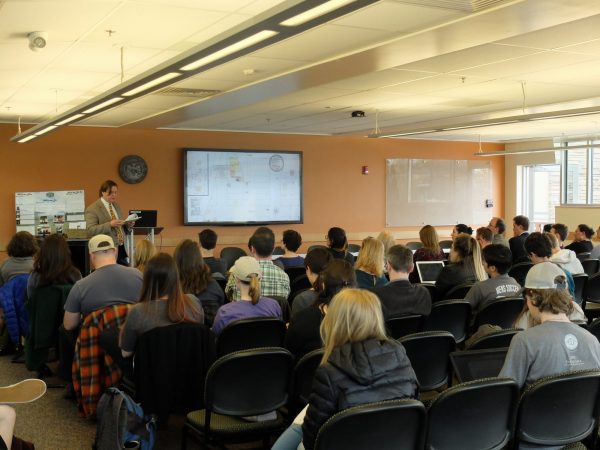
[28,32,48,52]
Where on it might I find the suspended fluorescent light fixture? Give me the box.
[474,143,600,157]
[123,72,181,96]
[280,0,356,26]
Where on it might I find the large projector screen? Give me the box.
[184,149,303,225]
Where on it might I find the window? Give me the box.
[562,139,600,205]
[521,164,561,226]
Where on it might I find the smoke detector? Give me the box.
[28,32,48,52]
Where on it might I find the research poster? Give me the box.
[15,190,86,236]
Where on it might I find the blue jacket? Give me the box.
[0,274,30,344]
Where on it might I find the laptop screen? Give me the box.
[129,210,157,228]
[416,261,445,283]
[450,348,509,383]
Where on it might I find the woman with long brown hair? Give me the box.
[120,253,204,357]
[409,225,445,282]
[27,234,81,298]
[174,239,224,326]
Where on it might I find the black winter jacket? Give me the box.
[301,338,418,450]
[434,262,478,299]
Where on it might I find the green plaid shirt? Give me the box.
[225,259,290,301]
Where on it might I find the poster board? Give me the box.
[386,159,491,226]
[15,190,86,237]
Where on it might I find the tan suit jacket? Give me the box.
[85,198,126,248]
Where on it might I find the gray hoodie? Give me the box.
[550,249,584,275]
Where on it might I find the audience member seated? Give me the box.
[354,237,387,288]
[0,379,46,450]
[225,227,290,301]
[435,234,487,299]
[174,239,224,327]
[550,223,568,249]
[376,230,396,264]
[59,235,143,383]
[198,228,227,276]
[592,225,600,259]
[509,215,531,263]
[475,227,493,249]
[409,225,445,283]
[547,232,584,275]
[451,224,473,240]
[565,223,594,254]
[26,234,81,299]
[120,253,204,362]
[488,217,509,247]
[286,260,356,359]
[514,234,585,328]
[133,239,156,273]
[0,231,37,286]
[213,256,282,335]
[278,229,304,268]
[500,263,600,388]
[326,227,355,265]
[370,244,431,319]
[464,244,521,317]
[291,247,332,317]
[272,288,418,450]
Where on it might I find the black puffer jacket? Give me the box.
[302,338,418,450]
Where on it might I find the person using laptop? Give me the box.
[464,244,521,317]
[409,225,445,283]
[499,262,600,388]
[369,245,431,319]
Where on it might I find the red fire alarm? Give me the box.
[362,166,369,175]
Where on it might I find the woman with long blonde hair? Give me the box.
[273,288,417,450]
[354,237,387,288]
[133,239,156,273]
[409,225,446,282]
[435,233,487,298]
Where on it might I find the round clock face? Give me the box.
[119,155,148,184]
[269,154,284,172]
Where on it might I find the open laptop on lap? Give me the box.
[450,348,509,383]
[416,261,445,284]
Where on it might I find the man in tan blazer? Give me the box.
[85,180,130,265]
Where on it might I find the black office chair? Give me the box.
[419,283,439,303]
[314,399,426,450]
[508,261,534,287]
[216,318,286,356]
[466,328,520,350]
[514,369,600,449]
[587,318,600,342]
[474,297,524,329]
[406,241,423,251]
[576,252,592,261]
[307,245,328,253]
[581,258,600,277]
[219,247,247,270]
[425,378,519,450]
[423,300,471,344]
[287,348,324,417]
[284,266,306,282]
[572,273,588,306]
[399,331,456,391]
[347,243,361,253]
[439,240,453,250]
[385,315,424,339]
[181,348,294,450]
[443,283,473,301]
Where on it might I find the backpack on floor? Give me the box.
[94,387,156,450]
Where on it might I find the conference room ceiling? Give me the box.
[3,0,600,143]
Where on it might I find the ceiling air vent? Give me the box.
[153,87,221,99]
[398,0,510,12]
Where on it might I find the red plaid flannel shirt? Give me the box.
[72,303,132,418]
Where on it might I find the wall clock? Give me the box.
[119,155,148,184]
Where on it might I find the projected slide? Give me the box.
[184,149,302,225]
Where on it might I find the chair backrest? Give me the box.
[133,323,215,419]
[205,347,293,416]
[399,331,456,391]
[443,283,473,300]
[572,273,588,305]
[216,317,286,356]
[314,399,426,450]
[268,295,291,324]
[588,318,600,342]
[307,245,328,253]
[289,348,324,413]
[467,328,520,350]
[347,243,361,253]
[586,272,600,303]
[439,240,453,250]
[508,261,534,287]
[273,246,285,255]
[474,297,524,329]
[515,370,600,447]
[284,266,307,283]
[418,283,439,303]
[406,241,423,251]
[423,300,471,343]
[581,258,600,277]
[219,247,247,270]
[577,252,592,261]
[385,315,424,339]
[426,377,519,450]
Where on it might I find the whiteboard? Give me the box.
[184,149,302,225]
[386,159,491,226]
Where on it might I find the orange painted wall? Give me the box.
[0,124,504,254]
